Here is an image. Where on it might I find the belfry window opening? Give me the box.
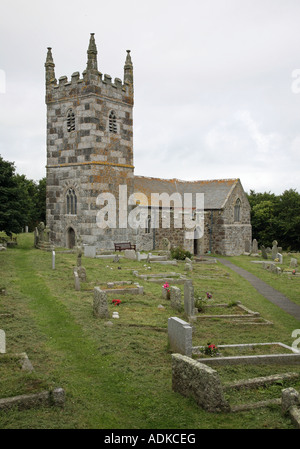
[109,111,117,133]
[67,109,75,132]
[67,188,77,215]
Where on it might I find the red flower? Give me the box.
[112,299,121,306]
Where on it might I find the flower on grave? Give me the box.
[163,282,170,293]
[206,292,212,299]
[292,269,296,275]
[201,342,219,357]
[112,299,121,306]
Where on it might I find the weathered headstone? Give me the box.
[113,254,120,263]
[0,329,6,354]
[93,287,110,318]
[277,253,283,264]
[124,249,136,260]
[162,285,170,300]
[290,258,298,268]
[252,239,258,254]
[245,240,251,253]
[168,317,192,356]
[74,269,80,291]
[170,286,182,311]
[77,266,86,281]
[281,387,300,415]
[171,354,231,413]
[260,245,268,259]
[84,246,96,258]
[185,262,193,272]
[184,280,194,317]
[52,250,55,269]
[271,240,278,260]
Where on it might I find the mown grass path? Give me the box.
[218,258,300,321]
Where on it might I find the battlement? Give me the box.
[45,34,133,105]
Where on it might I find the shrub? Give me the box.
[170,246,192,260]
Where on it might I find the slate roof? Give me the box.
[133,176,239,209]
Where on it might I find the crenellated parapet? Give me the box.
[45,33,133,106]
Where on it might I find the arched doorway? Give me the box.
[67,227,76,249]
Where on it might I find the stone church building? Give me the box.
[45,34,251,256]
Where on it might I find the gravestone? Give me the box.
[245,240,251,253]
[261,245,268,260]
[168,317,192,356]
[184,280,194,317]
[77,266,86,281]
[277,253,283,264]
[0,329,5,354]
[170,286,182,311]
[290,258,298,268]
[124,249,136,260]
[271,240,278,260]
[52,250,55,269]
[162,286,170,300]
[252,239,258,254]
[185,263,193,272]
[74,269,80,291]
[113,254,120,263]
[93,287,110,318]
[172,354,230,413]
[84,246,96,258]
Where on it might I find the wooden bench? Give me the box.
[114,242,136,251]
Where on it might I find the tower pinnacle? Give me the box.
[124,50,133,85]
[86,33,98,72]
[45,47,56,85]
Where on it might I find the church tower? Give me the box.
[45,34,134,248]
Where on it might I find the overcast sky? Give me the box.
[0,0,300,195]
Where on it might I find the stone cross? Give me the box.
[261,245,268,260]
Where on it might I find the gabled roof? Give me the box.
[133,176,240,209]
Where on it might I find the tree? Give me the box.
[0,156,46,235]
[0,156,27,234]
[247,189,300,251]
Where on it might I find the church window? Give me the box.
[67,109,75,132]
[109,110,117,133]
[234,198,241,222]
[66,188,77,215]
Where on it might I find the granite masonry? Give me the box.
[45,34,251,256]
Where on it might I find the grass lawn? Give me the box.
[0,233,299,429]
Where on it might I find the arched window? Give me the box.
[66,188,77,215]
[109,111,117,133]
[234,198,241,222]
[67,109,75,132]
